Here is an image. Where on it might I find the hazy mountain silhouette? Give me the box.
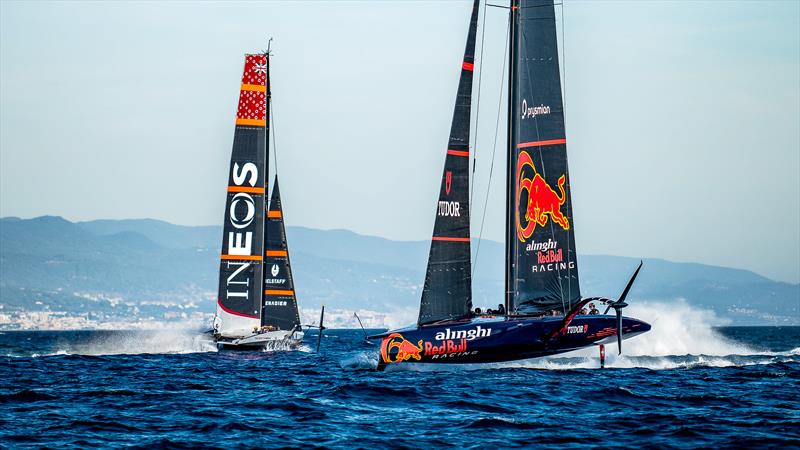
[1,216,797,325]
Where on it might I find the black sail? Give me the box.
[418,0,479,325]
[262,176,301,331]
[508,0,580,315]
[215,54,269,337]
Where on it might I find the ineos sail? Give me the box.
[215,54,269,337]
[417,0,480,325]
[507,0,580,315]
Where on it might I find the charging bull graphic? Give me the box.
[516,150,570,242]
[380,333,423,363]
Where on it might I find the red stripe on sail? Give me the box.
[447,149,469,157]
[462,62,474,72]
[216,298,258,319]
[432,237,470,242]
[517,138,567,149]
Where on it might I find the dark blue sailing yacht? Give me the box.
[368,0,650,367]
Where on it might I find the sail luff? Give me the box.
[262,176,301,330]
[417,0,480,325]
[214,54,269,338]
[508,0,580,315]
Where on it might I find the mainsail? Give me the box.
[418,0,480,325]
[215,54,269,337]
[507,0,580,315]
[262,175,301,331]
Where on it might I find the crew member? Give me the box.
[589,303,599,315]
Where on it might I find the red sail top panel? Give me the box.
[236,54,267,126]
[242,54,267,85]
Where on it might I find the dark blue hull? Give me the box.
[370,315,650,366]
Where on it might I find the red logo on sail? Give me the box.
[516,151,570,242]
[380,333,423,363]
[445,171,452,196]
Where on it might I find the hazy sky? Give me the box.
[1,1,798,283]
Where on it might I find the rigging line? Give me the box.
[472,11,510,279]
[470,0,489,210]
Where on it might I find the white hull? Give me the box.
[215,329,304,351]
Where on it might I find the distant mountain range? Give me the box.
[0,216,797,327]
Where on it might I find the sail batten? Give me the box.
[417,0,480,325]
[508,0,580,315]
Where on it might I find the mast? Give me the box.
[505,0,519,314]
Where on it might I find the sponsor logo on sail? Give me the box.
[532,261,576,273]
[380,333,423,363]
[537,248,563,264]
[525,239,576,272]
[525,238,558,253]
[521,99,551,120]
[516,151,570,242]
[438,201,461,217]
[445,171,452,195]
[271,264,279,277]
[226,162,259,255]
[265,300,287,307]
[222,162,259,305]
[224,261,253,300]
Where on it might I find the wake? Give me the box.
[16,330,319,358]
[509,300,796,370]
[20,329,218,358]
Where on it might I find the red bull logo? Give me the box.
[516,150,570,242]
[424,339,468,357]
[380,333,423,364]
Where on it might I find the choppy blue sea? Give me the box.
[2,326,799,448]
